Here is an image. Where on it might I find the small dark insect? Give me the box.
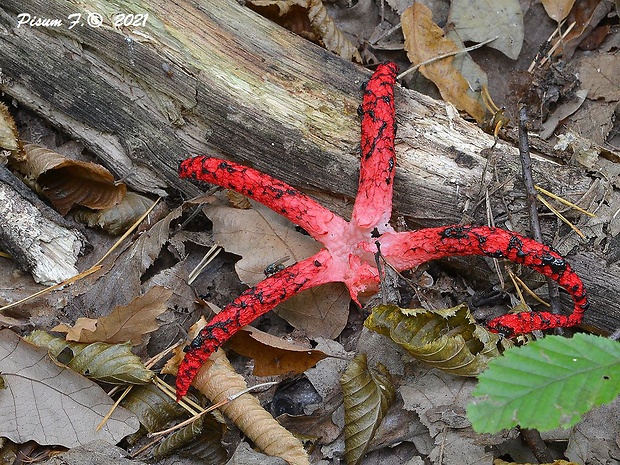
[264,256,291,276]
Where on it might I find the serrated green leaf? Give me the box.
[25,330,154,384]
[365,304,502,376]
[467,333,620,433]
[340,353,395,465]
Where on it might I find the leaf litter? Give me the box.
[2,0,620,464]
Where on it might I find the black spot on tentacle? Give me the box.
[507,235,526,260]
[218,161,236,173]
[440,226,471,240]
[540,253,567,274]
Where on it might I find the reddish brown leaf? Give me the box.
[226,326,328,376]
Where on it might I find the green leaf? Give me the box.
[341,353,396,465]
[365,304,502,376]
[467,333,620,433]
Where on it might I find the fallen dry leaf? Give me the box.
[0,329,139,448]
[541,0,577,22]
[73,191,155,235]
[17,143,127,215]
[365,303,501,376]
[401,368,499,463]
[561,0,613,59]
[448,0,524,59]
[226,326,329,376]
[203,195,350,339]
[341,353,396,465]
[249,0,362,63]
[163,318,309,465]
[53,286,172,345]
[402,3,486,123]
[25,330,154,385]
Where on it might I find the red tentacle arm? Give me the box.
[377,225,588,336]
[176,249,336,399]
[351,63,398,231]
[179,156,348,242]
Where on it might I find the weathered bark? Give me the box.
[0,0,618,332]
[0,166,86,284]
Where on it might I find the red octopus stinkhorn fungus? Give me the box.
[176,63,588,400]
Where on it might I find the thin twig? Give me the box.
[519,108,542,243]
[149,381,278,437]
[508,271,550,308]
[535,184,595,217]
[536,194,586,239]
[521,428,554,463]
[528,21,577,72]
[397,36,498,80]
[518,108,562,319]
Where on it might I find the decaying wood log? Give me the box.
[0,165,86,284]
[0,0,618,332]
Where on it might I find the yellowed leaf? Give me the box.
[25,330,154,385]
[227,326,328,376]
[17,143,126,215]
[341,353,395,465]
[402,3,486,123]
[52,286,172,345]
[541,0,577,22]
[365,303,502,376]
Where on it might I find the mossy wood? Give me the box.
[0,0,618,332]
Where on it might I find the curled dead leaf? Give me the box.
[16,143,126,214]
[249,0,362,62]
[163,318,310,465]
[364,303,502,376]
[73,192,155,235]
[226,326,328,376]
[25,330,154,385]
[402,3,486,123]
